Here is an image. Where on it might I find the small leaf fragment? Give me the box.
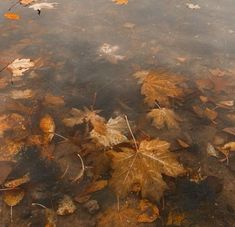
[57,195,76,216]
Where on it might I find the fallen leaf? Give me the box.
[4,173,30,188]
[177,139,190,148]
[176,57,186,63]
[3,189,25,206]
[39,114,55,142]
[10,89,35,99]
[20,0,34,5]
[199,96,209,103]
[98,205,138,227]
[207,143,220,158]
[0,140,23,161]
[112,0,128,5]
[186,3,200,9]
[137,199,159,223]
[223,127,235,136]
[8,58,34,77]
[193,106,217,121]
[82,180,108,195]
[4,12,20,20]
[222,142,235,152]
[209,68,226,77]
[166,210,185,226]
[43,93,65,106]
[29,2,58,11]
[108,139,185,200]
[63,107,104,128]
[90,116,128,147]
[57,195,76,215]
[133,70,184,107]
[147,108,181,129]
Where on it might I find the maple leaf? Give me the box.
[147,108,181,129]
[90,116,128,147]
[133,70,184,107]
[8,58,34,77]
[63,107,104,128]
[112,0,128,5]
[108,139,185,200]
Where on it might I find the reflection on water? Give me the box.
[1,0,235,226]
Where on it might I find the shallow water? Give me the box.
[1,0,235,226]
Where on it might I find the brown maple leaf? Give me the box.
[133,70,184,107]
[147,108,181,129]
[108,139,185,200]
[90,116,128,147]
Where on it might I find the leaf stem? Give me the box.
[124,115,138,151]
[73,153,85,182]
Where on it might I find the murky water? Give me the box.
[1,0,235,226]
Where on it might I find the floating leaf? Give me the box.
[147,108,181,129]
[4,12,20,20]
[90,116,128,147]
[3,189,25,207]
[8,58,34,77]
[133,70,184,107]
[186,3,200,9]
[57,195,76,216]
[112,0,128,5]
[29,2,58,11]
[108,139,185,200]
[4,173,30,188]
[20,0,34,5]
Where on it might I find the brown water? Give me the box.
[1,0,235,226]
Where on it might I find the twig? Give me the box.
[73,153,85,182]
[32,203,47,209]
[0,63,10,74]
[8,0,20,11]
[54,132,69,141]
[91,92,97,110]
[117,195,120,212]
[60,164,69,179]
[124,115,138,151]
[10,206,13,223]
[0,188,19,191]
[155,101,162,109]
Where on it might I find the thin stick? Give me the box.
[32,203,47,209]
[91,92,97,110]
[0,188,19,191]
[155,101,162,109]
[0,63,10,74]
[117,195,120,212]
[60,164,69,179]
[73,153,85,182]
[8,0,20,11]
[124,115,138,151]
[54,132,68,141]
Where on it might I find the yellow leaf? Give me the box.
[3,189,25,207]
[108,139,185,200]
[4,12,20,20]
[112,0,128,5]
[147,108,181,129]
[133,70,184,107]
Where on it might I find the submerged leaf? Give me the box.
[108,139,185,200]
[3,189,25,207]
[4,13,20,20]
[90,116,128,147]
[40,114,55,142]
[4,173,30,188]
[57,195,76,216]
[133,70,184,107]
[8,58,34,77]
[147,108,181,129]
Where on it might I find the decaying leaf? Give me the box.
[207,143,220,158]
[222,142,235,152]
[8,58,34,77]
[147,108,181,129]
[40,114,55,142]
[63,107,104,127]
[177,139,190,148]
[10,89,35,99]
[57,195,76,215]
[43,93,65,106]
[108,139,185,200]
[0,113,26,137]
[3,189,25,207]
[193,106,217,121]
[98,205,138,227]
[133,70,184,107]
[29,2,58,11]
[166,210,185,226]
[186,3,200,9]
[4,13,20,20]
[90,116,128,147]
[137,199,159,223]
[0,140,23,161]
[112,0,128,5]
[81,180,108,196]
[4,173,30,188]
